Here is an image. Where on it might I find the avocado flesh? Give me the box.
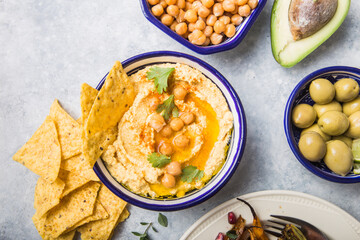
[271,0,350,68]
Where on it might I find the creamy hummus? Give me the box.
[101,63,233,198]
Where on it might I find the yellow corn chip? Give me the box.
[84,61,135,166]
[76,118,82,125]
[52,230,76,240]
[34,177,65,218]
[50,100,82,159]
[58,169,91,197]
[80,83,98,127]
[109,208,130,239]
[13,116,61,183]
[78,185,127,240]
[60,154,99,182]
[33,212,46,238]
[43,182,100,238]
[64,200,109,233]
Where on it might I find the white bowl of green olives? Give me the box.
[284,66,360,183]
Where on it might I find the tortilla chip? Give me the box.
[52,230,76,240]
[64,200,109,233]
[33,212,46,238]
[43,182,100,238]
[58,170,91,197]
[80,83,98,127]
[109,208,129,239]
[34,177,65,218]
[78,185,127,240]
[60,154,99,182]
[84,61,135,166]
[76,118,82,125]
[50,100,82,159]
[13,116,61,182]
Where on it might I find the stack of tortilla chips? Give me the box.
[13,61,134,240]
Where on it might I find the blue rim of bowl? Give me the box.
[139,0,267,55]
[92,51,247,210]
[284,66,360,183]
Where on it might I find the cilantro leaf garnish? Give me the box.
[181,166,204,183]
[147,153,171,168]
[172,106,179,118]
[156,95,177,120]
[146,67,174,94]
[158,213,168,227]
[226,230,238,240]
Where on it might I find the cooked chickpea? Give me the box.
[192,0,202,12]
[161,14,174,26]
[165,0,176,5]
[198,6,211,18]
[183,31,190,39]
[195,19,206,30]
[224,23,236,37]
[148,0,160,5]
[148,96,160,111]
[177,0,186,9]
[185,2,192,10]
[219,15,230,25]
[231,5,239,14]
[238,4,251,17]
[176,9,186,22]
[206,14,217,26]
[188,32,194,42]
[203,37,211,46]
[160,125,173,137]
[231,14,243,25]
[173,86,188,100]
[152,4,164,17]
[174,134,190,148]
[204,25,213,36]
[188,22,196,32]
[202,0,214,8]
[188,0,195,2]
[175,22,188,35]
[170,21,178,31]
[170,117,184,131]
[213,3,224,16]
[210,32,223,44]
[235,0,248,5]
[222,0,235,12]
[247,0,258,9]
[167,5,179,16]
[185,9,198,23]
[159,0,168,8]
[165,161,182,176]
[180,112,195,124]
[149,113,165,132]
[161,173,176,188]
[159,142,173,155]
[214,20,225,33]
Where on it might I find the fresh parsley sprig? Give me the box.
[147,153,171,168]
[181,166,204,183]
[131,213,168,240]
[146,67,174,94]
[156,95,177,120]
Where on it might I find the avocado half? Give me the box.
[271,0,351,68]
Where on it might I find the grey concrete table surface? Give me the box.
[1,0,359,239]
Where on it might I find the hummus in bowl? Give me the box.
[94,51,246,210]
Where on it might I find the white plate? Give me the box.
[180,190,360,240]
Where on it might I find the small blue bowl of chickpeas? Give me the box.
[284,66,360,183]
[140,0,267,54]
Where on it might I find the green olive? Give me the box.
[301,124,331,141]
[298,132,326,162]
[345,111,360,138]
[292,104,316,128]
[334,78,359,102]
[343,96,360,116]
[318,111,349,136]
[332,135,353,148]
[324,140,353,176]
[313,101,342,118]
[309,78,335,104]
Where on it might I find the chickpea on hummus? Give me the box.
[102,63,233,198]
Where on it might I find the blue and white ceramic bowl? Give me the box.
[284,66,360,183]
[139,0,267,55]
[93,51,247,210]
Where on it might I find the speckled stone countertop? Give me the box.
[1,1,359,239]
